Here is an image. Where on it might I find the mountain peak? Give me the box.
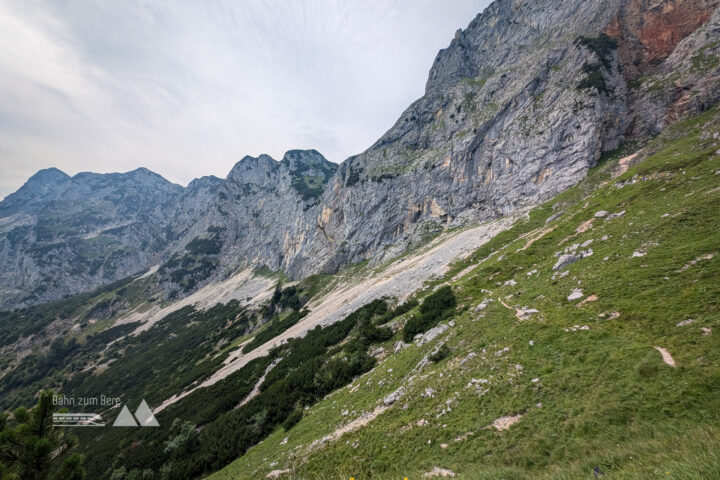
[281,149,334,170]
[226,154,278,185]
[282,149,324,160]
[187,175,222,190]
[0,167,71,215]
[27,167,70,185]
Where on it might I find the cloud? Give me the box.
[0,0,489,199]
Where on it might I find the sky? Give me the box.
[0,0,490,199]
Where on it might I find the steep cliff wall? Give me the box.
[285,0,720,277]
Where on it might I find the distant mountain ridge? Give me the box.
[0,151,337,307]
[1,0,719,309]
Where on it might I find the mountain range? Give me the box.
[3,0,719,310]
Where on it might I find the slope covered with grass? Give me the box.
[210,105,720,479]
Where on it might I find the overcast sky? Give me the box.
[0,0,490,199]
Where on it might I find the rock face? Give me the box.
[607,0,720,75]
[0,151,337,307]
[286,0,720,278]
[160,150,337,296]
[1,0,719,308]
[0,168,182,306]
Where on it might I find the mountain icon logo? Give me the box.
[112,400,159,427]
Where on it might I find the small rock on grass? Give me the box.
[424,467,456,478]
[383,386,405,406]
[553,253,581,271]
[567,288,583,301]
[474,298,493,311]
[460,352,477,365]
[492,413,523,430]
[417,323,450,346]
[266,469,291,479]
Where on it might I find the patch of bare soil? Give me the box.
[576,294,598,307]
[654,346,677,367]
[575,218,595,234]
[614,152,640,177]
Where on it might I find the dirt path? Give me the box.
[236,358,281,409]
[614,152,639,177]
[518,226,555,251]
[154,216,517,413]
[497,297,526,321]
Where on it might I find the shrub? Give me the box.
[575,33,617,67]
[359,321,393,343]
[575,33,617,95]
[403,286,456,342]
[345,166,363,186]
[429,344,451,362]
[243,309,309,354]
[578,62,611,94]
[377,298,418,325]
[282,409,303,431]
[185,237,222,255]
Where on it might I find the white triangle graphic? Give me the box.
[113,405,139,427]
[134,399,159,427]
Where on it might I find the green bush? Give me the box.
[403,286,456,342]
[282,409,303,431]
[243,309,309,353]
[578,62,611,94]
[345,166,363,186]
[429,344,451,363]
[160,253,219,292]
[575,33,617,95]
[377,298,418,325]
[575,33,617,67]
[185,237,222,255]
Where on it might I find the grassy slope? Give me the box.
[210,106,720,479]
